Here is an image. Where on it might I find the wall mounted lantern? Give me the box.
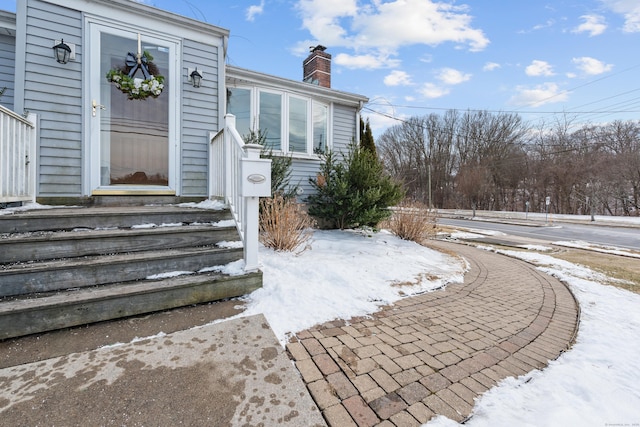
[53,39,72,64]
[188,67,203,88]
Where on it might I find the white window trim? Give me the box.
[228,85,331,158]
[287,94,311,155]
[257,88,284,152]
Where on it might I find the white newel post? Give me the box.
[241,144,271,272]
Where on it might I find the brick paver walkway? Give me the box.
[286,241,579,426]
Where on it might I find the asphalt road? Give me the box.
[439,217,640,251]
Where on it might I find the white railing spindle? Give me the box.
[0,105,37,204]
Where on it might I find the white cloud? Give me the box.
[295,0,489,69]
[246,0,265,22]
[572,14,607,36]
[351,0,489,51]
[572,56,614,75]
[483,62,501,71]
[296,0,357,46]
[419,83,450,99]
[334,53,400,70]
[518,19,555,34]
[525,60,555,77]
[508,82,568,107]
[600,0,640,32]
[436,67,471,85]
[384,70,413,86]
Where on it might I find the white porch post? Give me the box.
[223,113,271,273]
[241,144,270,272]
[243,195,260,271]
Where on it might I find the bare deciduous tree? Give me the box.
[376,109,640,216]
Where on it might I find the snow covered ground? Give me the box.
[439,209,640,227]
[4,202,640,425]
[241,225,640,426]
[241,228,466,344]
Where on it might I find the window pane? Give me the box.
[227,87,251,140]
[101,32,169,186]
[289,97,307,153]
[313,102,328,154]
[259,91,282,150]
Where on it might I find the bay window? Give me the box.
[289,97,308,153]
[226,86,329,156]
[313,102,328,154]
[259,91,282,150]
[226,87,251,139]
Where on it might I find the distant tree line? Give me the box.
[376,110,640,216]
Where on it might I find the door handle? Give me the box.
[92,100,106,117]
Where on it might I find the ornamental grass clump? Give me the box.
[385,199,437,243]
[259,194,315,252]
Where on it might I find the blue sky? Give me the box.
[3,0,639,135]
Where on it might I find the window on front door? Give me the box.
[100,32,170,186]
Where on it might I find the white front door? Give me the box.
[87,22,179,195]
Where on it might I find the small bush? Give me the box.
[259,194,315,251]
[384,199,437,243]
[307,143,405,229]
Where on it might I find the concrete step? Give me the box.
[0,205,228,233]
[0,204,261,340]
[0,246,243,298]
[0,271,262,340]
[0,225,239,263]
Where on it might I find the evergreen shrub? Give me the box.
[307,143,405,229]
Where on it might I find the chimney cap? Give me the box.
[309,45,327,53]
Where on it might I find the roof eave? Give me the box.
[226,65,368,107]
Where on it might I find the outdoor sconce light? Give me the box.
[189,67,203,88]
[53,39,72,64]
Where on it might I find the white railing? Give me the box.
[0,105,37,204]
[210,114,271,272]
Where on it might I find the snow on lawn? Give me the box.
[517,244,553,252]
[237,229,466,345]
[428,245,640,427]
[449,228,506,240]
[553,240,640,259]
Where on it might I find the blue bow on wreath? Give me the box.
[125,52,151,80]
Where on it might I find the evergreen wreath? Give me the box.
[106,51,165,100]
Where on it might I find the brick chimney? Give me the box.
[303,45,331,88]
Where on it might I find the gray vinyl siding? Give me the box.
[291,157,322,198]
[181,39,219,196]
[24,1,83,196]
[0,34,15,110]
[290,103,359,198]
[332,104,357,154]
